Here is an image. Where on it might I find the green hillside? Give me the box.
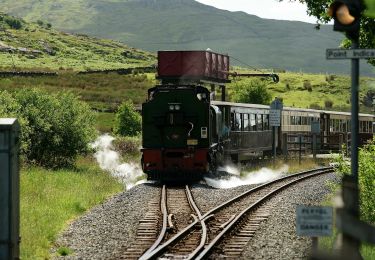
[0,13,155,71]
[2,0,374,75]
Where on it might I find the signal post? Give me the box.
[322,1,375,259]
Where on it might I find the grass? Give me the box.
[95,112,116,133]
[0,13,155,71]
[20,156,123,259]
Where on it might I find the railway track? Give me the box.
[123,185,202,259]
[138,166,334,259]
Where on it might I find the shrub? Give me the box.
[324,99,334,109]
[0,91,31,153]
[309,103,322,110]
[303,80,312,92]
[113,136,141,157]
[5,17,22,29]
[325,74,336,82]
[334,138,375,222]
[232,79,272,105]
[114,101,141,136]
[12,89,96,168]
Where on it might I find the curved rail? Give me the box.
[185,185,207,260]
[139,185,168,259]
[195,168,334,259]
[142,167,333,259]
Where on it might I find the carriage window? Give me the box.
[257,114,263,131]
[341,120,347,132]
[359,121,366,133]
[231,113,235,131]
[243,114,250,131]
[263,114,269,130]
[250,114,256,131]
[236,113,242,131]
[290,116,295,125]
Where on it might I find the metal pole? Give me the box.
[272,126,277,166]
[351,39,359,185]
[337,38,362,260]
[313,134,317,160]
[299,134,302,165]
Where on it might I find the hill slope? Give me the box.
[1,0,374,75]
[0,13,154,71]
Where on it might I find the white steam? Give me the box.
[205,164,289,189]
[91,134,144,190]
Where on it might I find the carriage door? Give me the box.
[320,113,330,148]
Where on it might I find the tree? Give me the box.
[114,100,141,136]
[364,0,375,17]
[232,79,272,105]
[12,89,96,168]
[279,0,375,66]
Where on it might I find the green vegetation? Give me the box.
[4,0,375,74]
[20,157,123,259]
[114,100,142,137]
[0,13,155,71]
[334,139,375,222]
[227,70,375,113]
[232,79,272,105]
[0,88,96,168]
[318,138,375,259]
[0,72,154,112]
[113,135,142,161]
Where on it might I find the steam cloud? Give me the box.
[205,164,289,189]
[91,134,145,190]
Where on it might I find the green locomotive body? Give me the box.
[142,85,213,181]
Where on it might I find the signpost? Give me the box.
[296,206,333,253]
[270,99,283,164]
[326,48,375,59]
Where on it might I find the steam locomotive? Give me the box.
[141,51,375,181]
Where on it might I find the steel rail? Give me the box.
[139,185,168,259]
[185,185,207,260]
[195,168,334,259]
[142,167,333,259]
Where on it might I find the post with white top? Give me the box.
[270,98,283,165]
[0,118,20,260]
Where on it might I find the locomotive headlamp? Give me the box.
[175,104,181,110]
[169,105,175,111]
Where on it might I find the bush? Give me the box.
[0,89,96,168]
[5,17,22,29]
[114,101,141,136]
[309,103,322,110]
[0,91,31,153]
[334,138,375,222]
[303,80,313,92]
[232,79,272,105]
[113,136,141,157]
[324,99,334,109]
